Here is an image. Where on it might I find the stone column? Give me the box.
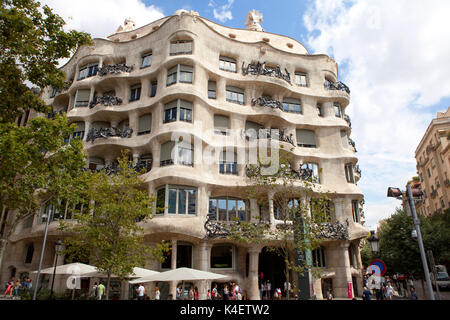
[169,239,177,298]
[198,241,212,300]
[330,242,353,299]
[247,246,261,300]
[268,191,275,225]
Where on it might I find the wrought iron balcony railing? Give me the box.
[86,126,133,142]
[98,64,133,77]
[242,61,291,84]
[89,95,123,108]
[324,80,350,94]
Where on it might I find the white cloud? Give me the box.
[304,0,450,228]
[212,0,234,23]
[41,0,165,39]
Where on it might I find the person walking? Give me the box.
[176,284,183,300]
[194,287,199,300]
[266,280,271,299]
[155,286,160,300]
[136,283,145,300]
[4,277,14,298]
[97,282,105,300]
[235,283,242,300]
[327,290,333,300]
[92,282,98,299]
[362,286,371,300]
[385,282,394,300]
[188,286,194,300]
[223,284,229,300]
[260,282,265,300]
[207,289,212,300]
[410,287,418,300]
[13,279,21,300]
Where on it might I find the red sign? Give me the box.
[347,282,353,299]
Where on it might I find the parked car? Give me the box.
[431,265,450,291]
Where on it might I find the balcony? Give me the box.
[98,64,133,77]
[242,61,292,85]
[241,128,295,147]
[86,126,133,142]
[430,189,438,199]
[344,114,352,128]
[324,80,350,94]
[348,138,357,152]
[89,94,123,109]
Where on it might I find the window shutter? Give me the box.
[179,99,193,110]
[296,129,316,147]
[283,97,301,105]
[160,141,175,162]
[138,114,152,133]
[75,89,90,104]
[214,115,229,131]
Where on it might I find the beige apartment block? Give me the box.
[1,10,368,300]
[415,107,450,217]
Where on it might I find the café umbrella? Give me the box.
[128,267,228,299]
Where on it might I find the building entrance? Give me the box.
[258,247,285,299]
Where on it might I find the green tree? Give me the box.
[0,0,91,274]
[59,152,169,300]
[224,150,332,299]
[0,0,91,123]
[0,115,86,273]
[377,207,450,277]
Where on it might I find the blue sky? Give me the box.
[42,0,450,230]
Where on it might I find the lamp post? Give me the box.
[387,185,435,300]
[33,206,52,300]
[50,239,64,298]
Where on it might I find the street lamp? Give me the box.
[368,230,379,253]
[387,184,435,300]
[50,239,64,298]
[33,207,52,300]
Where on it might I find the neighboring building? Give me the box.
[415,107,450,217]
[1,9,368,300]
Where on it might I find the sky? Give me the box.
[40,0,450,230]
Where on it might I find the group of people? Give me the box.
[362,272,418,300]
[91,282,106,300]
[176,284,199,300]
[207,282,245,300]
[3,277,32,299]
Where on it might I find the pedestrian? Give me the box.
[188,286,194,300]
[13,279,21,300]
[92,282,98,299]
[385,282,394,300]
[136,283,145,300]
[176,284,183,300]
[155,286,160,300]
[362,286,371,300]
[410,287,418,300]
[207,289,211,300]
[283,281,291,298]
[4,277,14,297]
[194,287,199,300]
[261,282,265,300]
[327,290,333,300]
[97,282,105,300]
[212,284,218,300]
[235,283,242,300]
[381,283,387,300]
[266,280,271,299]
[223,284,229,300]
[275,288,282,300]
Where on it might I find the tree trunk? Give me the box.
[285,260,290,300]
[0,238,7,277]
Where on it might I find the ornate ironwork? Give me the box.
[251,96,283,110]
[242,61,291,84]
[324,80,350,94]
[204,213,231,239]
[89,95,123,108]
[102,159,152,175]
[355,164,361,177]
[317,220,350,240]
[348,138,357,152]
[98,64,133,76]
[344,114,352,128]
[245,163,315,182]
[86,126,133,142]
[241,128,295,146]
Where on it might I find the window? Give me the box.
[301,163,320,183]
[345,163,355,183]
[352,200,360,223]
[130,85,141,102]
[226,86,244,105]
[220,150,237,175]
[312,247,326,267]
[208,197,246,221]
[138,114,152,135]
[208,81,217,99]
[72,122,85,140]
[177,243,193,268]
[166,64,194,86]
[74,89,90,107]
[296,129,317,148]
[24,244,34,264]
[170,40,193,55]
[160,141,193,167]
[348,245,357,267]
[317,104,323,117]
[340,130,348,148]
[211,245,234,269]
[155,185,197,215]
[245,121,264,139]
[334,103,342,118]
[283,98,302,114]
[295,72,308,87]
[138,154,153,172]
[214,115,230,135]
[141,52,152,68]
[150,81,157,97]
[88,157,105,171]
[274,199,299,220]
[78,62,98,80]
[219,56,237,72]
[163,99,193,123]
